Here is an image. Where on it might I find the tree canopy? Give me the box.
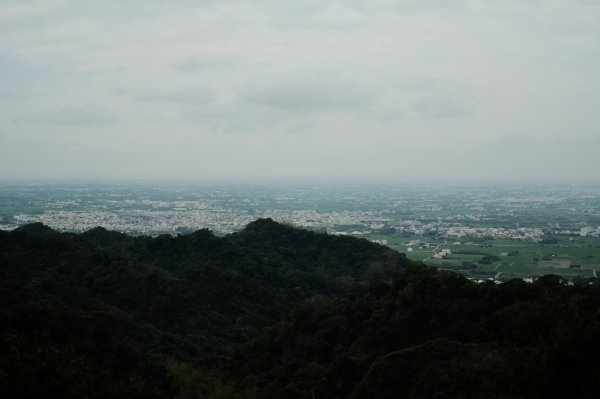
[1,219,599,398]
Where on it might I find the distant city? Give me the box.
[1,182,599,239]
[2,181,600,280]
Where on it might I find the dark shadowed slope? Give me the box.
[1,220,600,398]
[0,219,411,398]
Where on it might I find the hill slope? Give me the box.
[0,219,410,397]
[1,220,600,398]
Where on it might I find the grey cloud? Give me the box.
[344,0,468,15]
[0,90,15,100]
[182,102,301,133]
[399,75,437,92]
[411,97,477,120]
[37,104,118,126]
[135,87,214,105]
[244,74,374,113]
[263,2,367,31]
[0,1,223,36]
[0,55,44,86]
[173,57,237,73]
[258,0,331,18]
[1,0,599,181]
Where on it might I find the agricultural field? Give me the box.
[366,234,600,281]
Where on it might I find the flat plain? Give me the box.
[366,233,600,280]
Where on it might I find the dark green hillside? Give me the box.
[230,270,600,398]
[1,220,600,398]
[13,221,58,235]
[0,219,410,398]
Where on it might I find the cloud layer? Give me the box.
[1,0,599,181]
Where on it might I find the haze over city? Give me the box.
[1,0,599,182]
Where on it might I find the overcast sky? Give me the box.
[1,0,599,182]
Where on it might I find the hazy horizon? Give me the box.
[1,1,599,182]
[2,177,600,188]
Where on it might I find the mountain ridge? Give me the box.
[1,220,600,398]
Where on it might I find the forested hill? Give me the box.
[1,220,600,398]
[0,219,409,398]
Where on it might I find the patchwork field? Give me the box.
[366,234,600,281]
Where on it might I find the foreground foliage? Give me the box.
[1,219,599,398]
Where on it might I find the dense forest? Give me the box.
[1,219,600,398]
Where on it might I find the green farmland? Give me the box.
[366,234,600,281]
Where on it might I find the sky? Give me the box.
[1,0,599,182]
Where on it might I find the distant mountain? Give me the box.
[1,220,599,398]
